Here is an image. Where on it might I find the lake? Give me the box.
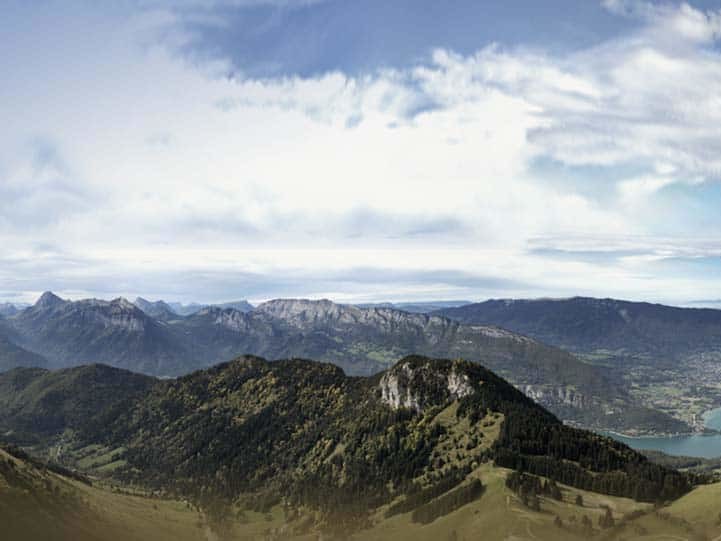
[606,407,721,458]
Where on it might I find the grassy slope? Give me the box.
[4,431,721,540]
[360,463,648,541]
[0,355,711,541]
[622,481,721,540]
[362,467,721,541]
[0,447,208,541]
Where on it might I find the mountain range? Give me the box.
[0,293,701,434]
[435,297,721,360]
[436,297,721,431]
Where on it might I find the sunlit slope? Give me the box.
[0,446,212,541]
[618,481,721,540]
[361,467,721,541]
[359,463,654,541]
[3,431,719,540]
[0,356,705,540]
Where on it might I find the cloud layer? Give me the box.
[1,1,720,304]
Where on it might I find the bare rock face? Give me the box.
[379,357,474,412]
[207,307,252,332]
[34,291,67,310]
[70,298,149,332]
[254,299,525,343]
[521,384,593,411]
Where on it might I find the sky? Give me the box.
[1,0,721,305]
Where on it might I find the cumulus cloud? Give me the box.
[436,19,721,183]
[1,1,720,303]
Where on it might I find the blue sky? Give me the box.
[180,1,638,77]
[1,0,721,305]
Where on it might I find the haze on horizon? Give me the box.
[2,0,721,306]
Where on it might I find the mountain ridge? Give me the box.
[435,296,721,356]
[0,293,689,433]
[8,294,188,374]
[0,356,716,541]
[0,355,695,518]
[134,297,177,320]
[436,296,721,434]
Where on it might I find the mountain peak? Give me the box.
[132,297,176,318]
[111,297,137,311]
[258,298,336,310]
[255,298,345,319]
[35,291,66,309]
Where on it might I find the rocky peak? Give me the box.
[379,356,475,413]
[111,297,137,311]
[211,307,252,332]
[520,384,594,411]
[133,297,176,318]
[190,306,253,332]
[256,298,444,330]
[64,297,149,332]
[134,297,154,310]
[35,291,66,310]
[255,298,343,320]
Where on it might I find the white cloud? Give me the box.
[617,175,676,206]
[1,1,721,303]
[604,0,721,43]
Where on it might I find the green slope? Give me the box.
[0,356,712,540]
[0,364,155,445]
[0,356,694,534]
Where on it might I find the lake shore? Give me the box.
[602,406,721,458]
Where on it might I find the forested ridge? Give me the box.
[2,295,682,435]
[0,355,699,529]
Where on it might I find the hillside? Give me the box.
[0,364,155,447]
[247,299,687,433]
[3,442,720,541]
[0,332,48,372]
[120,356,691,504]
[3,294,693,433]
[2,358,692,509]
[436,297,721,358]
[436,298,721,431]
[0,356,710,540]
[0,443,221,541]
